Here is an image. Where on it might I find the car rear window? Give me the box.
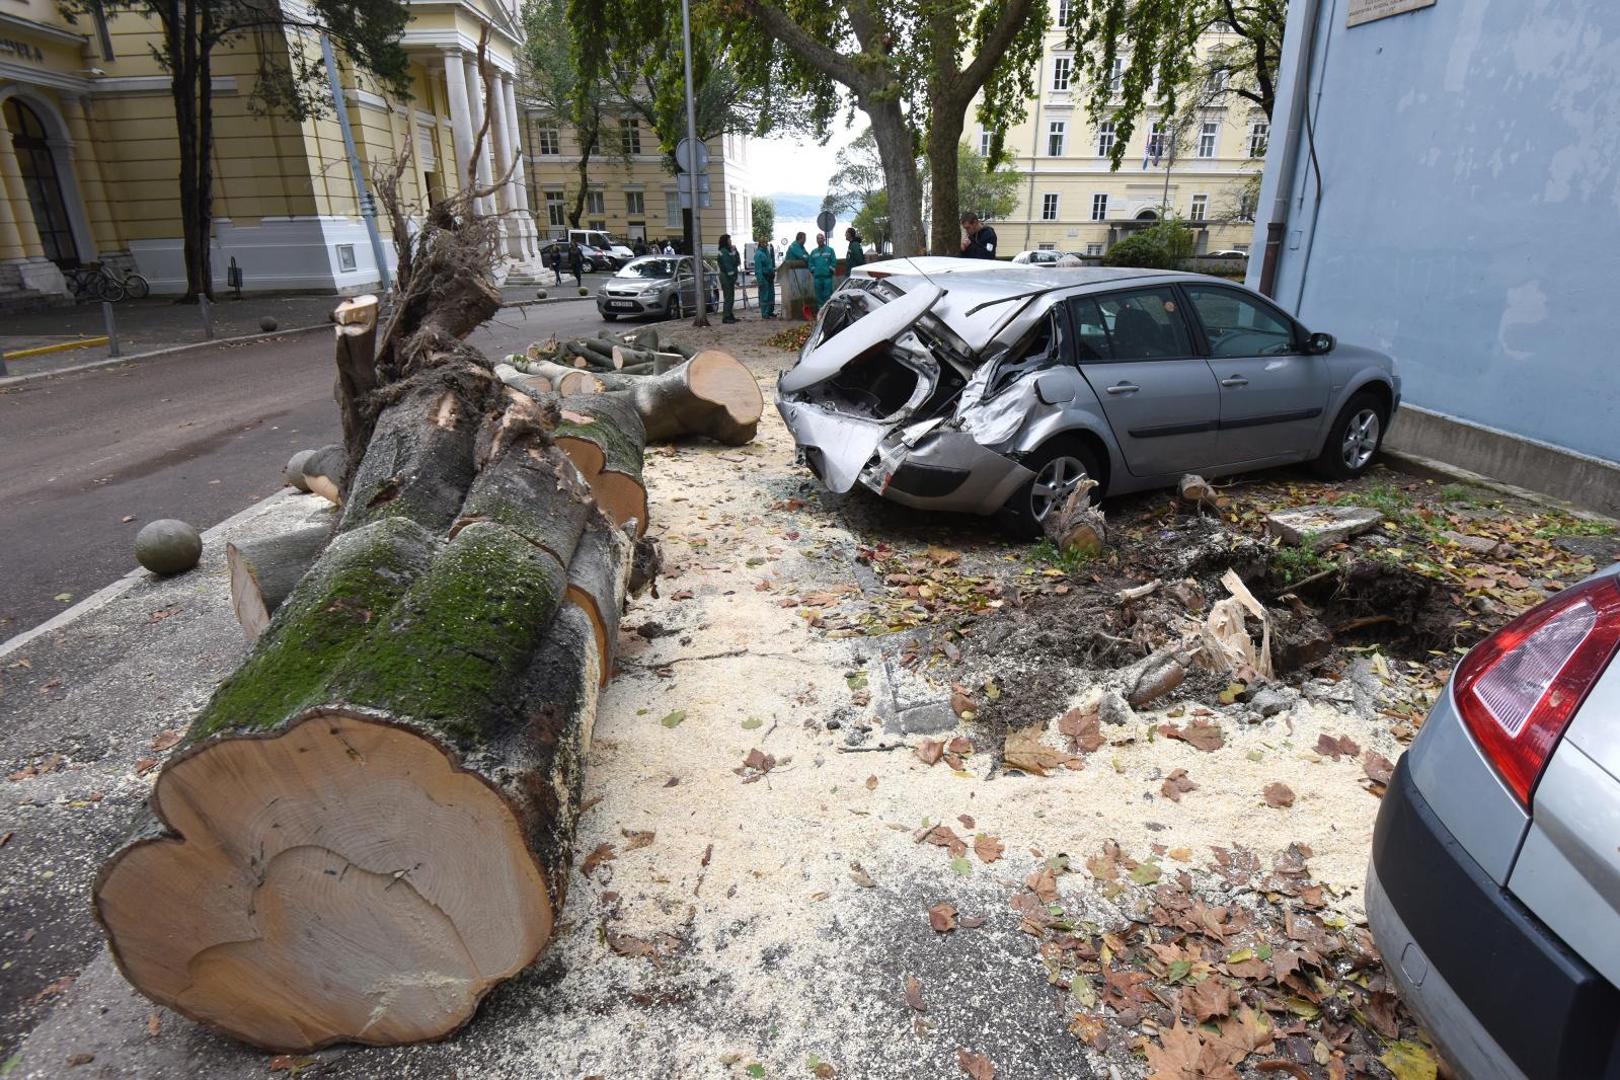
[1066,288,1192,361]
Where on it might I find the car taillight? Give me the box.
[1454,575,1620,806]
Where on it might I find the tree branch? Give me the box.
[953,0,1038,104]
[743,1,872,95]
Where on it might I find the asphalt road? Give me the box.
[0,299,614,637]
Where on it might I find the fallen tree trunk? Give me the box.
[497,359,603,397]
[332,294,380,498]
[95,328,631,1051]
[611,345,684,373]
[226,524,330,641]
[553,393,648,536]
[525,351,762,445]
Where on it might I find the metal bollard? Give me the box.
[199,294,215,340]
[102,301,121,358]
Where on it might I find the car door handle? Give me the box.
[1105,382,1140,395]
[1219,376,1250,387]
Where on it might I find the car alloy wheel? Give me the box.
[1341,408,1381,471]
[1030,454,1090,522]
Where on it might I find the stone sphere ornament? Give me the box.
[134,519,203,575]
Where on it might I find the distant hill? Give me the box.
[766,193,824,220]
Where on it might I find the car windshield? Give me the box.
[616,257,680,279]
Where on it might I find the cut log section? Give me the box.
[496,360,604,397]
[94,432,609,1052]
[301,444,346,505]
[226,524,330,641]
[332,294,380,494]
[552,393,649,536]
[563,515,634,686]
[629,350,763,446]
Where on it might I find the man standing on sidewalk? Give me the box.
[716,234,740,324]
[808,232,838,312]
[960,212,997,259]
[753,234,776,318]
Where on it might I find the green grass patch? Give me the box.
[1029,538,1097,576]
[1533,515,1616,539]
[1272,544,1333,583]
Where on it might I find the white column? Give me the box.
[501,75,538,259]
[442,51,475,196]
[461,57,496,216]
[488,72,522,259]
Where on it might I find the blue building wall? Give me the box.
[1249,0,1620,466]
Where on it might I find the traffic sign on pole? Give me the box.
[675,137,710,175]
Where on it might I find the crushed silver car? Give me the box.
[775,259,1402,535]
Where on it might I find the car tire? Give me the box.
[666,296,682,321]
[1314,391,1387,480]
[1000,437,1104,540]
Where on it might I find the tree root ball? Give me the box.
[284,449,315,492]
[135,519,203,575]
[259,317,278,333]
[536,289,548,300]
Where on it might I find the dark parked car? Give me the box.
[596,255,721,321]
[1368,560,1620,1080]
[540,240,615,273]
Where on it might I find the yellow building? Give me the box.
[988,8,1267,257]
[517,108,756,254]
[0,0,545,307]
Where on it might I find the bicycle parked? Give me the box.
[66,262,150,304]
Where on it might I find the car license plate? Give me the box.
[608,301,635,310]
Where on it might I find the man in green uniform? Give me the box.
[716,234,740,324]
[808,232,838,312]
[753,234,776,318]
[845,227,865,271]
[785,232,810,265]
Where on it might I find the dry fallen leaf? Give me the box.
[1160,768,1198,803]
[1059,706,1104,753]
[1263,782,1296,808]
[1314,732,1361,761]
[1362,750,1395,787]
[956,1048,995,1080]
[921,824,968,859]
[580,843,616,878]
[927,902,958,933]
[915,739,945,766]
[973,833,1005,864]
[903,974,926,1012]
[849,862,876,889]
[1184,976,1235,1021]
[146,1012,161,1037]
[865,775,879,790]
[1160,720,1224,753]
[1003,727,1079,776]
[149,730,182,752]
[620,829,655,852]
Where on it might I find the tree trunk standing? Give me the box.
[925,114,964,255]
[170,0,201,302]
[862,97,924,257]
[568,119,598,228]
[195,5,215,299]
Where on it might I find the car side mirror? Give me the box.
[1305,331,1335,355]
[1035,374,1076,405]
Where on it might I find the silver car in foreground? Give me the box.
[775,260,1400,534]
[597,255,720,322]
[1368,561,1620,1080]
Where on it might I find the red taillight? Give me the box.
[1454,575,1620,806]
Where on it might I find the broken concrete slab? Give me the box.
[1437,529,1505,557]
[872,647,961,737]
[1264,505,1384,550]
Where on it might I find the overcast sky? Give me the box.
[749,123,860,199]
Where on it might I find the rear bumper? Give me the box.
[1369,755,1620,1079]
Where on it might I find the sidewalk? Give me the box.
[0,280,607,381]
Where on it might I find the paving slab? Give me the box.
[1264,504,1384,549]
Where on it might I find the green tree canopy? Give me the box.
[1069,0,1287,170]
[751,195,775,241]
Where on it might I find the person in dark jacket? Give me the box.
[845,227,865,271]
[716,233,740,323]
[550,244,565,286]
[568,243,584,287]
[960,212,998,259]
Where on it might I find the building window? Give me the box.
[1198,122,1218,158]
[1238,189,1257,222]
[665,191,681,228]
[545,191,566,227]
[1109,58,1124,95]
[1090,193,1107,221]
[1208,67,1230,94]
[335,244,357,272]
[1058,0,1075,25]
[1234,243,1249,253]
[585,189,605,215]
[977,129,991,156]
[1148,122,1168,162]
[1248,121,1269,158]
[1047,120,1066,157]
[1040,193,1059,221]
[1096,121,1115,157]
[1086,242,1103,256]
[590,220,606,231]
[1190,194,1208,221]
[1052,56,1072,92]
[536,127,560,155]
[626,190,645,216]
[620,118,641,156]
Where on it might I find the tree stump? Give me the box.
[226,524,331,640]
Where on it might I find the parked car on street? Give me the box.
[568,228,634,267]
[540,240,616,274]
[1206,249,1250,260]
[596,255,721,321]
[1011,249,1067,265]
[775,259,1400,534]
[1368,560,1620,1080]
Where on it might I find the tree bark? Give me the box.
[862,96,925,257]
[226,524,331,641]
[552,392,649,536]
[333,295,380,497]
